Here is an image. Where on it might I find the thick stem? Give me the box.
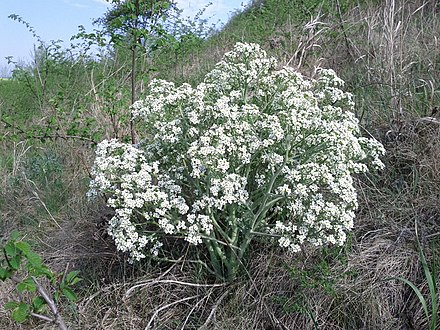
[209,209,242,281]
[205,240,224,281]
[229,210,239,246]
[206,232,241,282]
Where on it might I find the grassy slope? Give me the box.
[1,0,440,329]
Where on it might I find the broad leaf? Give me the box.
[17,278,37,293]
[32,296,46,312]
[9,255,22,271]
[0,267,11,280]
[11,302,30,323]
[32,264,53,279]
[4,301,19,310]
[4,242,17,257]
[25,251,43,269]
[10,231,21,241]
[62,287,77,302]
[65,270,80,284]
[15,241,31,255]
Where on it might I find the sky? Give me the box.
[0,0,249,76]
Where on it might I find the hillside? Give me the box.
[1,0,439,329]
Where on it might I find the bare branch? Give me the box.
[30,312,54,323]
[31,276,68,330]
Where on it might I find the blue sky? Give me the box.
[0,0,248,76]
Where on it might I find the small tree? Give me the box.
[94,0,176,144]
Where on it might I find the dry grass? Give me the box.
[1,0,440,329]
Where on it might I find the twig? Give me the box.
[61,262,70,284]
[31,276,68,330]
[144,295,198,330]
[200,289,230,329]
[30,312,54,323]
[286,12,328,68]
[125,279,226,299]
[0,117,97,145]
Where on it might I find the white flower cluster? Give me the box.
[89,42,385,262]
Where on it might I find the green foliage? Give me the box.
[149,0,336,84]
[84,1,179,143]
[0,79,38,124]
[3,2,216,147]
[148,3,216,82]
[0,232,81,325]
[1,15,105,145]
[96,0,174,41]
[1,64,100,145]
[8,302,30,323]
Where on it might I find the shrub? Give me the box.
[88,42,385,281]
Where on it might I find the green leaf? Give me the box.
[31,264,53,279]
[0,267,11,280]
[17,278,37,293]
[4,301,19,310]
[25,251,43,269]
[65,271,80,284]
[4,242,18,257]
[9,255,22,271]
[415,224,438,329]
[393,276,429,319]
[16,282,26,292]
[15,241,31,255]
[11,302,30,323]
[32,296,46,312]
[10,231,21,241]
[62,287,77,302]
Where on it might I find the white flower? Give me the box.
[88,42,385,264]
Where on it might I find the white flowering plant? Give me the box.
[88,42,385,281]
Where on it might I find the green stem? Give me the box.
[209,213,232,244]
[238,147,291,261]
[205,239,223,280]
[229,209,239,246]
